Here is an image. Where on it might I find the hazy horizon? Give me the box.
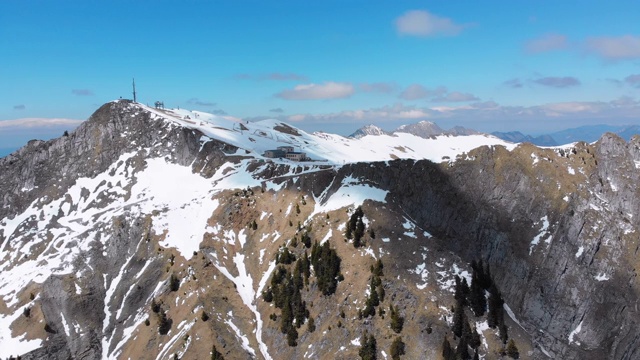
[2,1,639,150]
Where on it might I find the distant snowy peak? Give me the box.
[123,101,515,165]
[349,124,390,139]
[394,121,444,138]
[447,125,481,136]
[391,121,481,138]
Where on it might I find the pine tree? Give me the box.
[390,304,404,333]
[506,339,519,359]
[454,276,468,307]
[462,319,473,343]
[358,332,377,360]
[157,310,171,335]
[169,273,180,292]
[390,336,405,360]
[469,325,481,349]
[499,322,509,344]
[452,298,465,337]
[487,284,504,328]
[201,310,209,322]
[287,325,298,347]
[455,336,471,360]
[469,270,487,317]
[442,337,454,360]
[307,316,316,333]
[211,345,224,360]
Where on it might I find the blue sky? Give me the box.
[1,0,639,153]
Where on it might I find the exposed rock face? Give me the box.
[492,131,558,146]
[2,101,640,359]
[394,120,445,138]
[336,135,640,359]
[348,124,390,138]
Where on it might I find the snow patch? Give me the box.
[568,320,583,344]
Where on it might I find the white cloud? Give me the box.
[0,118,84,129]
[359,82,396,93]
[279,97,640,129]
[276,82,355,100]
[525,33,568,53]
[399,85,478,102]
[395,10,465,37]
[585,35,640,60]
[533,76,581,88]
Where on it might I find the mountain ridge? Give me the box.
[2,101,640,359]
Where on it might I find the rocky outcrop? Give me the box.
[326,134,640,359]
[3,100,640,359]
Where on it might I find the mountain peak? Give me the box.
[348,124,389,138]
[393,121,444,138]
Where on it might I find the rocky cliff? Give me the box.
[1,101,639,359]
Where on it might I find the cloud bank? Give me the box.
[533,76,581,88]
[585,35,640,60]
[276,82,355,100]
[0,118,84,129]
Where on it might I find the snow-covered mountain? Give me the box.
[2,100,640,359]
[393,120,445,138]
[348,124,390,139]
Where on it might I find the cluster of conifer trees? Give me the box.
[346,206,367,247]
[263,238,343,347]
[357,259,406,360]
[442,260,519,359]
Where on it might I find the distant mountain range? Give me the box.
[349,121,479,139]
[349,122,640,146]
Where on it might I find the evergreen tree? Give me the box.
[169,273,180,292]
[301,251,311,285]
[499,322,509,344]
[311,241,342,295]
[469,270,487,317]
[157,310,171,335]
[461,319,473,343]
[211,345,224,360]
[473,349,480,360]
[287,325,298,347]
[276,246,295,265]
[442,337,454,360]
[372,259,384,277]
[487,284,504,328]
[201,311,209,322]
[469,325,481,349]
[454,276,468,307]
[390,304,404,333]
[358,332,377,360]
[390,337,405,360]
[506,339,519,359]
[307,316,315,333]
[452,298,465,337]
[455,336,470,360]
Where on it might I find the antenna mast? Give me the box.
[132,78,137,102]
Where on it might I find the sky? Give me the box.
[1,0,639,154]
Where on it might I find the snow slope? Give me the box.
[139,103,516,165]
